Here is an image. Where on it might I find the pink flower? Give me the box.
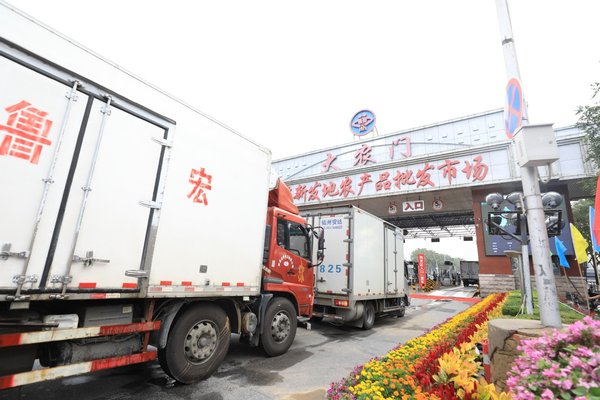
[541,388,554,399]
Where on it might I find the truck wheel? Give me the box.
[396,308,406,318]
[158,303,230,384]
[362,302,375,330]
[260,297,297,356]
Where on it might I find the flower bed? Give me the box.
[507,316,600,400]
[327,293,508,400]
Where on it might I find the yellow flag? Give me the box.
[570,223,589,263]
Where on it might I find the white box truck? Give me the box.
[0,2,324,389]
[302,206,409,329]
[460,261,480,287]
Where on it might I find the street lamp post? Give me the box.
[495,0,562,327]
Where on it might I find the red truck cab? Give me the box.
[263,180,323,318]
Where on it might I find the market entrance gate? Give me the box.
[272,110,595,297]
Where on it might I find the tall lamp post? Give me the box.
[495,0,562,327]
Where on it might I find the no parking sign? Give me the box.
[504,78,523,139]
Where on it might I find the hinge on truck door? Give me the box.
[50,275,72,285]
[1,243,29,260]
[126,270,149,278]
[72,251,110,267]
[6,275,38,301]
[49,275,72,299]
[152,137,173,148]
[12,275,38,285]
[139,200,162,209]
[342,262,352,268]
[342,288,352,293]
[343,239,353,243]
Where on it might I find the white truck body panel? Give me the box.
[460,261,480,284]
[0,3,270,298]
[352,210,386,296]
[304,206,406,302]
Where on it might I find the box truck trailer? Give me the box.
[460,261,480,287]
[303,206,409,329]
[0,2,324,389]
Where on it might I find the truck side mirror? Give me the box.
[312,226,325,266]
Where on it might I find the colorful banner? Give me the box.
[591,207,600,252]
[418,253,427,289]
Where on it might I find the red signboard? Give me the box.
[418,253,427,289]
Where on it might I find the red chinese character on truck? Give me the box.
[0,100,53,164]
[188,167,212,205]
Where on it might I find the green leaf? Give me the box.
[572,387,587,396]
[591,387,600,396]
[560,392,573,400]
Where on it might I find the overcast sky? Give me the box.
[7,0,599,261]
[8,0,600,161]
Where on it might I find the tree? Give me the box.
[571,198,594,245]
[409,248,464,272]
[576,81,600,168]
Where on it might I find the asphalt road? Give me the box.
[0,291,475,400]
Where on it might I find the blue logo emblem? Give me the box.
[350,110,376,136]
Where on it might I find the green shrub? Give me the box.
[501,290,585,324]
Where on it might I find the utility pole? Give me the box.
[518,212,534,315]
[495,0,562,327]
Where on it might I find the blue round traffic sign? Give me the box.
[350,110,376,136]
[504,78,523,139]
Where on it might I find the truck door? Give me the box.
[315,214,349,295]
[46,98,168,291]
[0,44,172,294]
[0,54,89,291]
[384,226,398,294]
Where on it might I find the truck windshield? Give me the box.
[277,219,310,259]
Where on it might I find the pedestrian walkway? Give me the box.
[411,286,480,303]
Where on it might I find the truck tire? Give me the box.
[158,303,230,384]
[260,297,297,356]
[362,302,375,330]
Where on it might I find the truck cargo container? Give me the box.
[0,2,323,389]
[460,261,480,287]
[303,206,408,329]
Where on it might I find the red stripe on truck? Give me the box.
[0,332,22,347]
[122,283,137,289]
[98,321,160,336]
[222,282,230,287]
[0,374,15,390]
[160,281,172,286]
[78,282,96,289]
[236,283,244,287]
[90,351,157,372]
[181,281,192,286]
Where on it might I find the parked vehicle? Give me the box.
[460,261,480,287]
[303,206,409,329]
[0,4,324,389]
